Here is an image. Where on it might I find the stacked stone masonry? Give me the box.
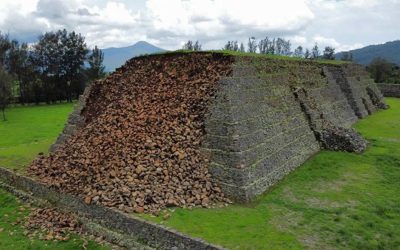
[377,83,400,97]
[204,58,387,202]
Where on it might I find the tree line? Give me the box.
[183,38,400,84]
[367,58,400,84]
[183,36,344,61]
[0,29,106,119]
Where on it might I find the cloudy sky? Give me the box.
[0,0,399,51]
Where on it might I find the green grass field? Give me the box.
[141,98,400,250]
[1,99,400,249]
[0,103,74,171]
[0,103,109,249]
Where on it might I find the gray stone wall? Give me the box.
[204,59,387,202]
[377,83,400,97]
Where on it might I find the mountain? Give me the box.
[102,41,165,72]
[336,40,400,65]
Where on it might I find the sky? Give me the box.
[0,0,399,52]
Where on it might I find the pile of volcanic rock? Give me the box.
[320,125,368,153]
[24,208,82,241]
[29,53,234,214]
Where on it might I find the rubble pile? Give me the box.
[29,53,234,214]
[24,208,82,241]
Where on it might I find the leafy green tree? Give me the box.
[367,58,398,83]
[5,41,34,104]
[32,29,88,103]
[193,41,202,51]
[311,43,320,59]
[183,40,193,50]
[304,48,311,59]
[0,32,11,67]
[0,67,13,120]
[341,52,353,61]
[322,46,335,60]
[183,40,201,51]
[294,46,304,57]
[86,46,106,82]
[258,38,268,54]
[282,39,291,56]
[247,37,257,53]
[224,41,239,51]
[239,42,245,52]
[60,30,88,102]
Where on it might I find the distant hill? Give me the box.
[102,41,165,72]
[336,40,400,65]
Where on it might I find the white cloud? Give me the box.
[0,0,315,49]
[145,0,314,48]
[0,0,399,51]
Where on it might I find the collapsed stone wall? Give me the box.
[33,53,233,214]
[377,83,400,97]
[46,53,387,206]
[204,57,387,202]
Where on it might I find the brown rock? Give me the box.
[27,53,232,215]
[135,207,145,214]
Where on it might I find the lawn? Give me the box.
[0,103,74,171]
[141,98,400,250]
[0,103,109,249]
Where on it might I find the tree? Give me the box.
[224,41,239,51]
[276,38,284,55]
[311,43,320,59]
[294,46,304,57]
[322,46,335,60]
[0,67,13,121]
[341,52,353,61]
[258,37,276,54]
[304,49,311,59]
[5,41,33,104]
[224,41,232,51]
[367,58,396,83]
[193,41,202,51]
[60,30,88,102]
[282,39,291,56]
[183,40,201,51]
[183,40,193,50]
[86,46,106,82]
[258,38,267,54]
[32,29,88,103]
[0,32,11,67]
[268,38,276,54]
[247,37,257,53]
[239,42,245,52]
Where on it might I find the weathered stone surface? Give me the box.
[320,126,367,153]
[377,83,400,98]
[205,59,387,202]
